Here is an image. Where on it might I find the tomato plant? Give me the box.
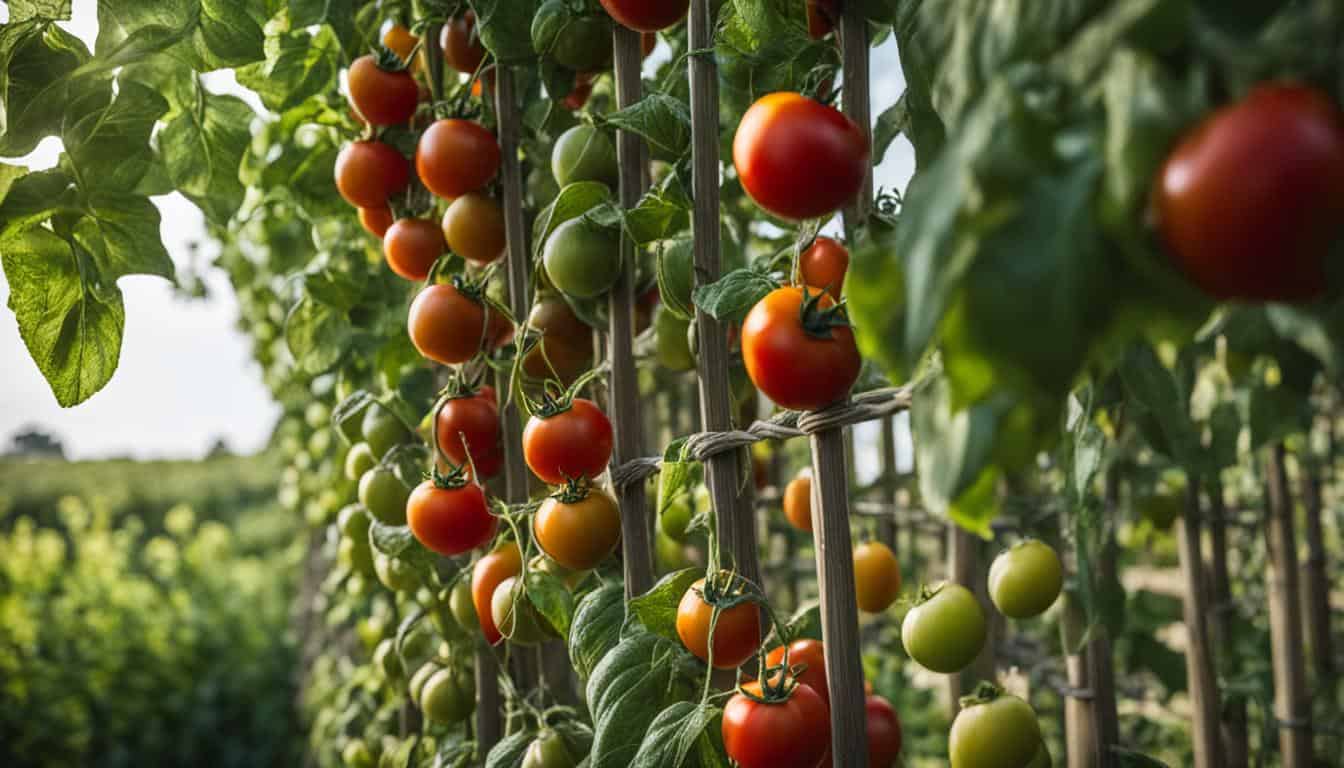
[522,399,614,484]
[948,686,1042,768]
[473,542,522,645]
[358,466,410,525]
[551,124,619,189]
[675,577,761,669]
[542,218,622,298]
[741,286,860,411]
[408,283,493,365]
[421,667,476,724]
[765,638,828,704]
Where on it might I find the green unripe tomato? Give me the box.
[901,582,987,674]
[339,537,377,578]
[338,504,372,541]
[421,667,475,724]
[373,638,404,682]
[1025,741,1052,768]
[523,730,577,768]
[361,403,408,458]
[308,427,333,457]
[532,2,613,72]
[373,552,420,593]
[550,124,618,189]
[543,218,621,299]
[342,739,375,768]
[948,691,1042,768]
[491,576,553,645]
[336,398,371,443]
[448,579,478,631]
[305,401,331,430]
[409,661,442,707]
[655,530,692,570]
[400,624,437,670]
[988,540,1063,619]
[359,467,409,525]
[529,164,560,207]
[345,442,377,480]
[653,304,695,371]
[659,494,693,543]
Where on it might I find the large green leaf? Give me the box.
[586,631,698,768]
[471,0,541,64]
[8,0,73,21]
[628,568,699,644]
[604,93,692,161]
[234,25,341,113]
[911,371,1003,537]
[96,0,267,71]
[1,226,125,407]
[73,194,175,283]
[629,701,725,768]
[0,20,93,156]
[483,730,533,768]
[158,87,253,225]
[568,582,625,680]
[285,294,354,375]
[62,80,168,193]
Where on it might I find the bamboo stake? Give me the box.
[879,416,898,550]
[946,526,995,714]
[687,0,759,587]
[1207,478,1249,768]
[610,25,654,599]
[1298,463,1334,680]
[1177,480,1224,768]
[1264,444,1312,766]
[1085,469,1120,768]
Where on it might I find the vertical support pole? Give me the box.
[946,526,995,712]
[611,24,654,599]
[474,640,502,756]
[687,0,758,585]
[878,416,898,550]
[1087,471,1120,768]
[1207,478,1249,768]
[1264,445,1312,766]
[804,9,876,768]
[1177,479,1224,768]
[1061,595,1095,768]
[1298,464,1334,680]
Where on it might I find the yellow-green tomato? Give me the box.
[988,540,1063,619]
[448,579,477,631]
[361,403,408,458]
[345,442,377,480]
[654,304,695,371]
[550,124,618,189]
[659,493,693,543]
[342,739,375,768]
[359,467,409,525]
[491,576,553,645]
[373,552,420,593]
[338,504,372,541]
[409,661,441,707]
[655,530,693,570]
[522,730,577,768]
[948,692,1042,768]
[373,638,404,682]
[901,582,986,674]
[420,667,475,724]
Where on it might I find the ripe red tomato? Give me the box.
[561,73,594,111]
[722,680,830,768]
[436,392,503,478]
[472,542,521,645]
[806,0,839,38]
[765,638,828,705]
[534,486,622,571]
[522,399,613,484]
[866,695,903,768]
[599,0,688,32]
[407,481,497,556]
[523,297,593,384]
[733,92,869,220]
[676,578,762,669]
[359,206,394,238]
[442,193,506,265]
[417,119,501,199]
[1156,84,1344,303]
[800,236,849,300]
[383,218,445,281]
[335,140,409,209]
[441,12,485,74]
[740,286,860,411]
[782,468,812,532]
[347,54,419,125]
[408,283,489,365]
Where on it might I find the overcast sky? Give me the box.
[0,3,914,466]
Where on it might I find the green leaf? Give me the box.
[96,0,266,72]
[628,568,700,643]
[847,234,908,384]
[626,172,692,246]
[289,0,357,56]
[629,701,722,768]
[62,80,168,192]
[568,582,625,681]
[656,237,696,321]
[471,0,541,64]
[285,295,354,375]
[1,226,124,407]
[586,632,698,768]
[772,600,823,644]
[1118,342,1202,470]
[911,372,1002,538]
[159,88,253,225]
[74,194,175,283]
[603,93,692,161]
[9,0,72,22]
[1248,379,1309,449]
[0,20,93,156]
[526,571,576,637]
[367,519,437,573]
[234,25,341,113]
[1112,748,1171,768]
[657,439,699,523]
[0,169,78,236]
[690,266,776,325]
[483,730,533,768]
[532,181,611,258]
[0,163,26,205]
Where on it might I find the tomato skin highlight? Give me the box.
[336,141,409,209]
[441,12,485,74]
[417,119,501,199]
[733,92,869,220]
[765,638,829,705]
[383,218,445,281]
[675,578,762,669]
[722,681,831,768]
[472,542,522,645]
[740,286,861,411]
[599,0,689,32]
[1156,84,1344,303]
[800,236,849,300]
[359,206,394,238]
[408,283,489,365]
[347,54,419,125]
[435,393,503,478]
[442,193,506,266]
[782,468,813,532]
[534,487,622,571]
[408,481,497,556]
[853,540,901,613]
[522,399,614,484]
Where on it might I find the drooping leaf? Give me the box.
[628,568,700,643]
[62,80,168,192]
[0,20,94,156]
[285,295,354,374]
[470,0,541,64]
[234,25,342,113]
[568,582,624,680]
[690,266,777,325]
[526,571,575,637]
[603,93,692,161]
[629,701,723,768]
[158,87,253,225]
[72,195,175,283]
[8,0,73,21]
[586,631,698,768]
[96,0,267,72]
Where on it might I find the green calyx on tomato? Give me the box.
[794,284,853,340]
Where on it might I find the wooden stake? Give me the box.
[1061,594,1095,768]
[474,639,502,756]
[879,416,898,550]
[946,525,996,713]
[610,25,654,599]
[1264,444,1312,766]
[1207,478,1249,768]
[1177,480,1224,768]
[1085,469,1120,768]
[1298,464,1334,680]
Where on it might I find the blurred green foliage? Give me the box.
[0,454,303,768]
